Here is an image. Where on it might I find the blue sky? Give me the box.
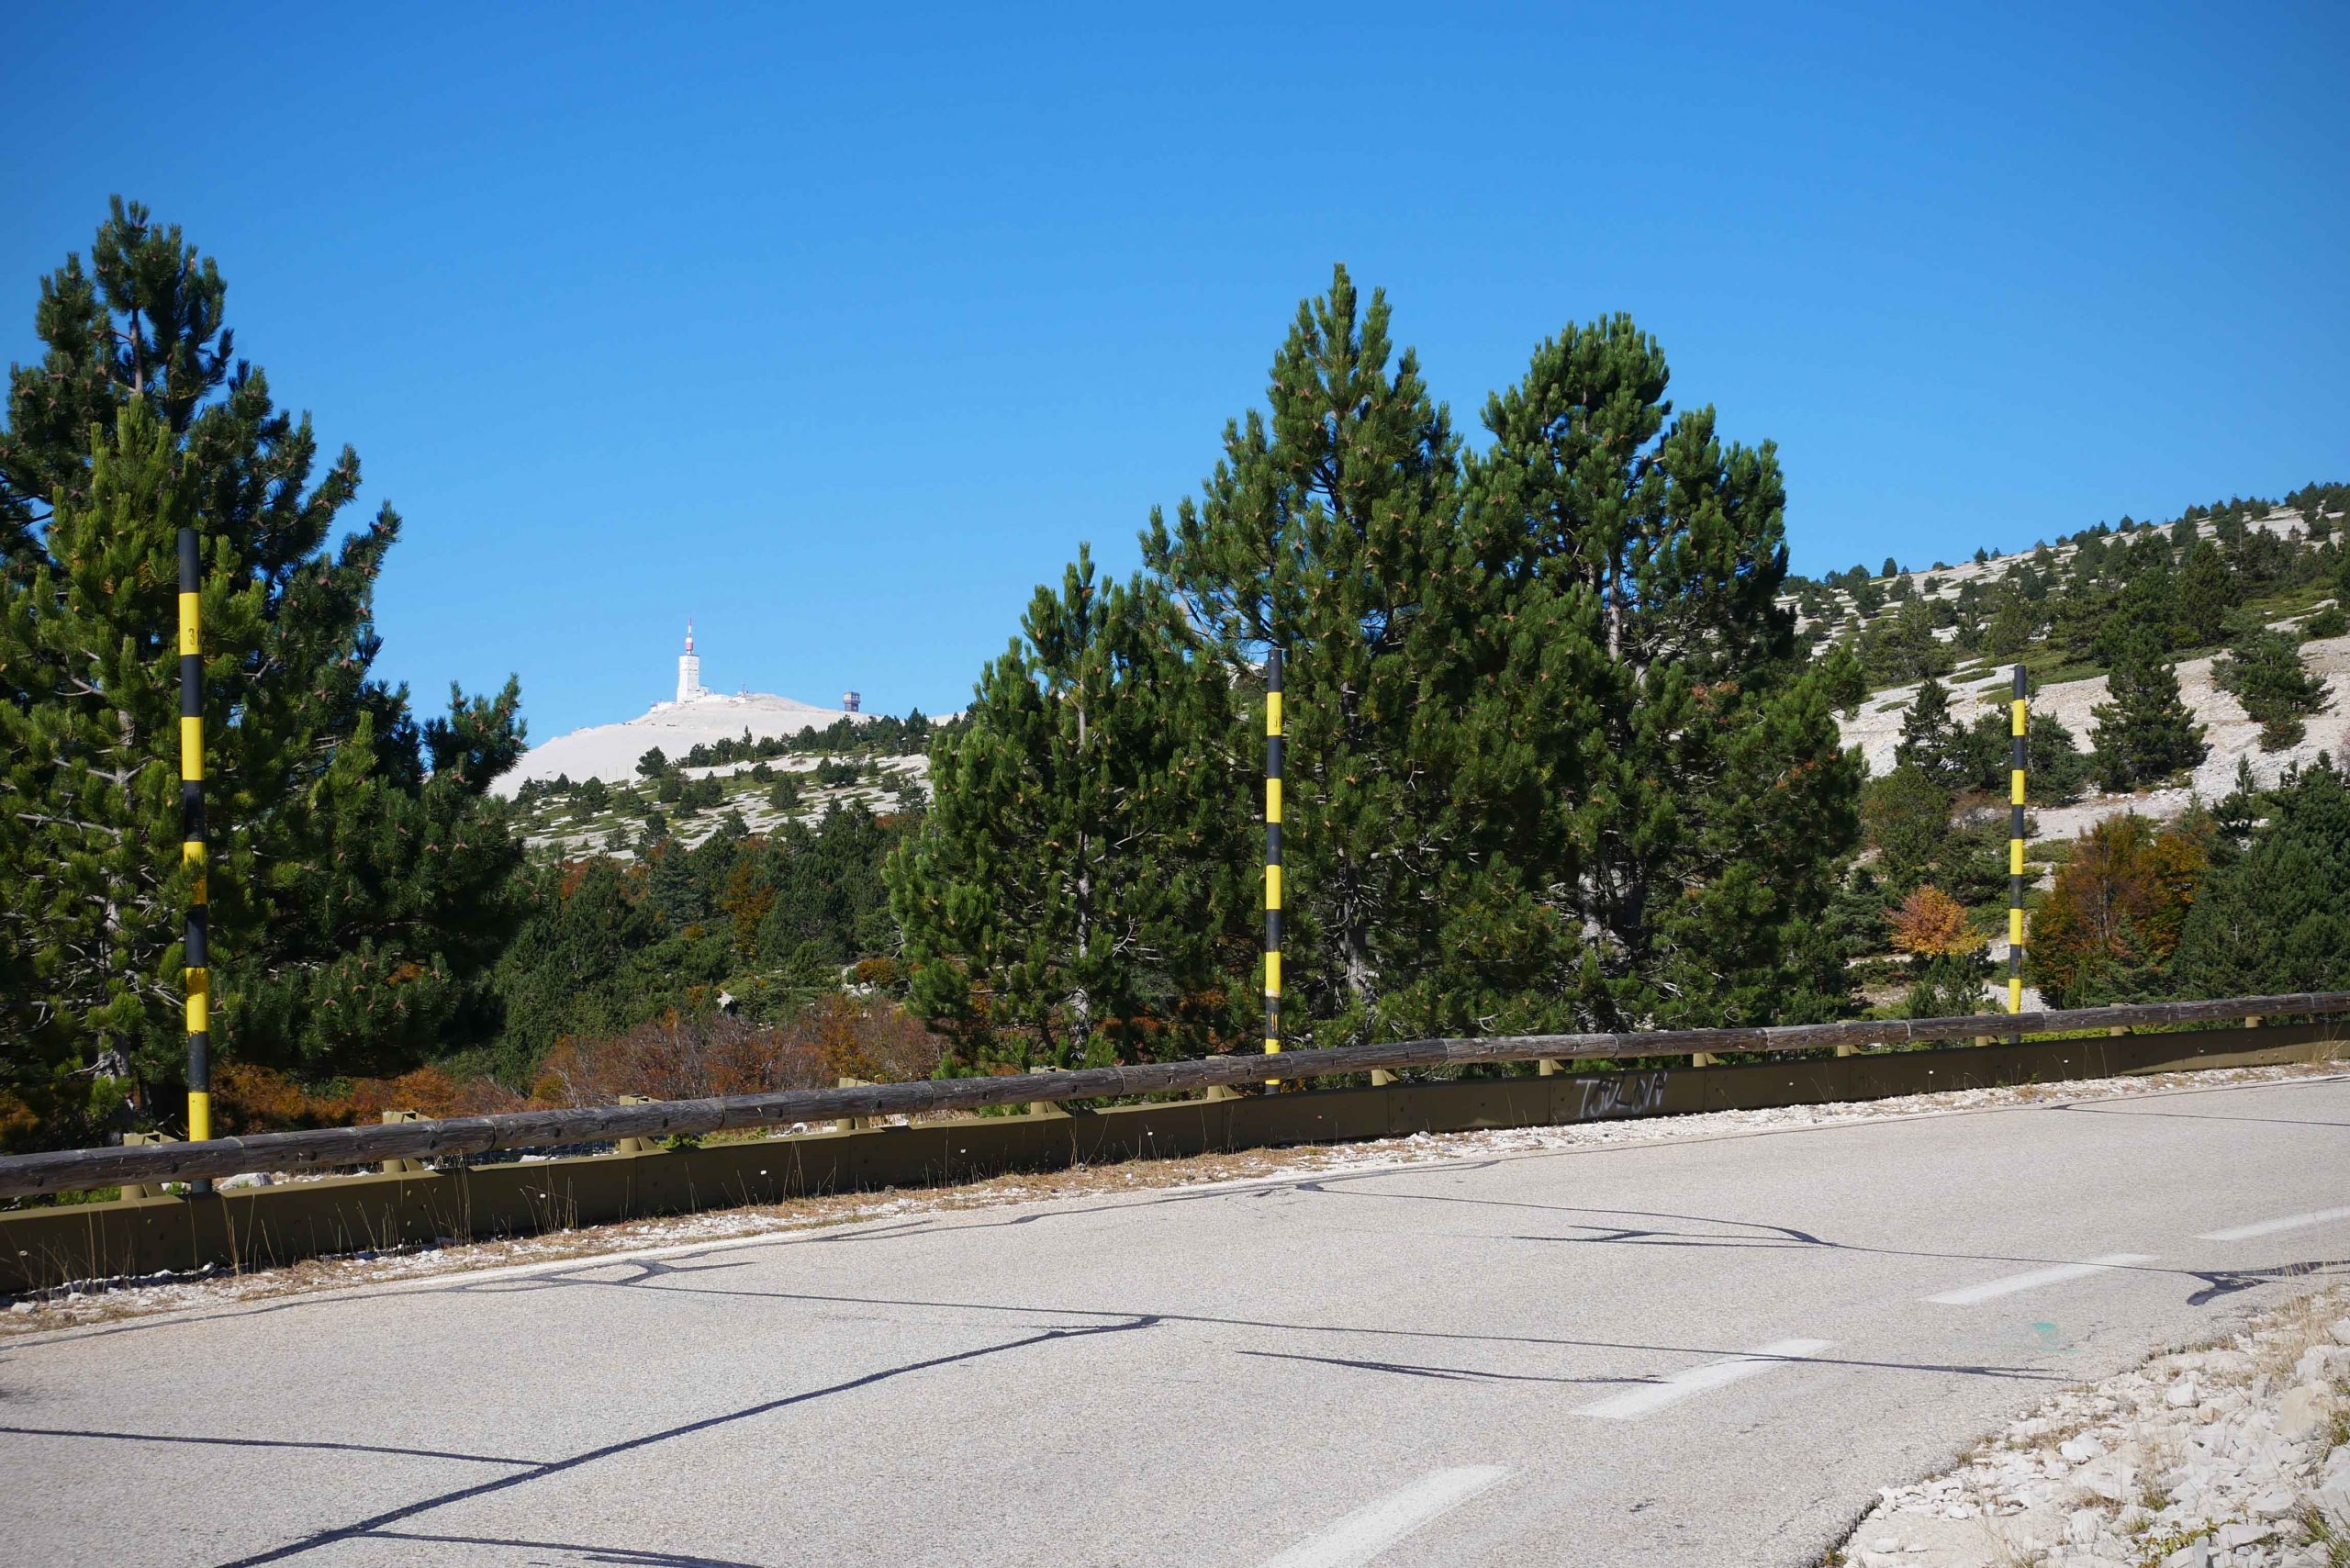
[5,3,2344,738]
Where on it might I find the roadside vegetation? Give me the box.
[5,201,2350,1164]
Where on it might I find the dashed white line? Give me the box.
[1926,1253,2156,1305]
[1256,1467,1513,1568]
[1574,1338,1834,1419]
[2196,1206,2350,1242]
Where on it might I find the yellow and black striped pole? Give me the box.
[178,527,213,1173]
[2008,661,2027,1017]
[1264,646,1282,1083]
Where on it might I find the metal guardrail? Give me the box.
[3,991,2344,1200]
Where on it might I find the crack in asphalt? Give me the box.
[201,1316,1160,1568]
[0,1422,544,1467]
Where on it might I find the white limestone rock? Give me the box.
[1834,1284,2350,1568]
[2278,1383,2333,1443]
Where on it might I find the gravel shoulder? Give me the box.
[1832,1287,2350,1568]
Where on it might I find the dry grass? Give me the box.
[2302,1505,2350,1568]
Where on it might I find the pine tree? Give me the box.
[2213,627,2327,751]
[1860,765,1953,890]
[2097,535,2180,663]
[889,548,1252,1069]
[0,201,524,1145]
[0,403,216,1133]
[1963,705,2088,803]
[1984,590,2035,657]
[1460,311,1862,1028]
[1142,266,1473,1045]
[2171,540,2232,649]
[0,201,231,574]
[1895,677,1970,786]
[1857,596,1953,684]
[2089,631,2207,790]
[2026,711,2090,804]
[2172,756,2350,997]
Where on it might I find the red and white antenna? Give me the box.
[685,617,696,655]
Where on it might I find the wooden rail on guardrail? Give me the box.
[3,991,2344,1200]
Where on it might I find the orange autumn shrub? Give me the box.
[529,1000,947,1106]
[213,1060,525,1135]
[1889,885,1982,958]
[342,1066,526,1124]
[2028,812,2209,1006]
[800,992,943,1085]
[531,1012,825,1104]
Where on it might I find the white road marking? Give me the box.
[1926,1253,2156,1305]
[1256,1467,1513,1568]
[2196,1206,2350,1242]
[1574,1338,1834,1419]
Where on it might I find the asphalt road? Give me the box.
[5,1074,2346,1568]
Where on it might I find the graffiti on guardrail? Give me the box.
[1572,1070,1669,1120]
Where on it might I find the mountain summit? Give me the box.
[493,624,865,796]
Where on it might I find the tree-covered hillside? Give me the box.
[1792,487,2345,702]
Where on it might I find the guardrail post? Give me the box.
[837,1077,874,1131]
[1835,1042,1857,1058]
[1369,1069,1398,1086]
[120,1131,173,1200]
[614,1095,660,1155]
[1692,1051,1718,1068]
[379,1110,425,1174]
[1537,1058,1561,1076]
[2245,1014,2262,1030]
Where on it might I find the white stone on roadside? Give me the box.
[2329,1317,2350,1346]
[2165,1378,2200,1408]
[2071,1458,2136,1503]
[2278,1383,2333,1443]
[2058,1436,2104,1462]
[2296,1345,2350,1383]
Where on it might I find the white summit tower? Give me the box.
[677,619,706,703]
[493,620,872,797]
